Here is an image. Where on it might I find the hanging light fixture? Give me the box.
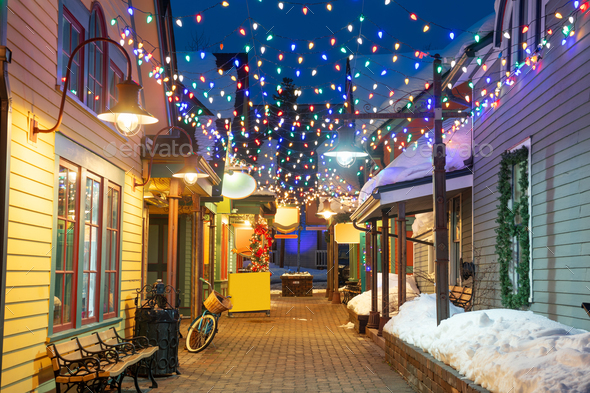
[172,155,209,185]
[323,126,368,168]
[96,80,158,136]
[317,199,336,219]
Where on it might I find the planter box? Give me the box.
[347,307,369,334]
[384,331,490,393]
[281,275,313,297]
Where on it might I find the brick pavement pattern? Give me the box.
[125,293,416,392]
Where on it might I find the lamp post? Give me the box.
[29,37,157,142]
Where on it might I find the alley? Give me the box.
[127,293,415,392]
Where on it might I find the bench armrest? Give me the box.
[126,336,151,349]
[59,355,103,377]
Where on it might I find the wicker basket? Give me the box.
[204,291,233,314]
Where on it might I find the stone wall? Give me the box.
[383,332,490,393]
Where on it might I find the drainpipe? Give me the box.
[0,0,11,385]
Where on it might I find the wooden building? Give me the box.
[0,0,219,391]
[469,0,590,329]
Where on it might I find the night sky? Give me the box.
[169,0,495,105]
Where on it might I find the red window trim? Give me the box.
[53,159,81,333]
[62,7,85,102]
[81,170,103,325]
[108,61,123,110]
[87,2,108,113]
[103,182,121,321]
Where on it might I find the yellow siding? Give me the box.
[0,0,163,390]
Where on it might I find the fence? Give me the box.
[315,250,328,269]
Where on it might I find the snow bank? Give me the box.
[385,294,590,393]
[347,273,420,315]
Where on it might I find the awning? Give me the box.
[351,168,473,222]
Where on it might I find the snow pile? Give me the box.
[281,272,312,276]
[267,263,328,283]
[347,273,420,315]
[385,294,590,393]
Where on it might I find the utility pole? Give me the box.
[433,54,450,324]
[332,53,457,325]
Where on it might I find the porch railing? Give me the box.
[316,250,328,269]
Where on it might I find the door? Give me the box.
[147,217,168,286]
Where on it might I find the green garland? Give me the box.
[495,146,530,309]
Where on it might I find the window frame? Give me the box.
[50,134,125,337]
[108,61,124,110]
[103,183,121,320]
[61,7,85,102]
[81,170,103,325]
[53,159,81,333]
[86,2,108,114]
[507,137,532,302]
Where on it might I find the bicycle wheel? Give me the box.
[186,314,217,353]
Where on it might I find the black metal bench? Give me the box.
[46,327,158,392]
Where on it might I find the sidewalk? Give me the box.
[125,293,415,392]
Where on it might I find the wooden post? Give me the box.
[367,220,380,329]
[167,179,182,304]
[366,227,372,291]
[332,236,341,304]
[328,224,334,301]
[209,211,216,293]
[326,224,332,298]
[279,238,285,268]
[433,54,450,324]
[191,195,201,319]
[397,202,407,308]
[379,209,390,336]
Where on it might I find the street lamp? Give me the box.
[172,155,210,185]
[133,125,209,190]
[323,126,368,168]
[317,199,336,219]
[30,37,157,142]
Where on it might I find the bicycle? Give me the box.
[185,278,233,353]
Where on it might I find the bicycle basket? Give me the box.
[204,291,233,313]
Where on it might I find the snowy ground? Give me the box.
[347,273,420,315]
[384,294,590,393]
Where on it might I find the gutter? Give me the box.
[0,0,11,384]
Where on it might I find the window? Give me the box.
[104,184,120,319]
[507,139,532,294]
[61,7,84,101]
[82,172,102,324]
[517,0,529,64]
[54,162,80,332]
[87,5,106,113]
[52,158,122,333]
[108,62,123,110]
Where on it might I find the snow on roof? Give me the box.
[359,123,472,202]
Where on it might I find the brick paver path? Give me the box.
[126,293,415,392]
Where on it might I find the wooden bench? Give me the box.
[449,285,473,310]
[47,327,159,393]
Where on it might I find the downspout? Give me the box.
[0,0,11,385]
